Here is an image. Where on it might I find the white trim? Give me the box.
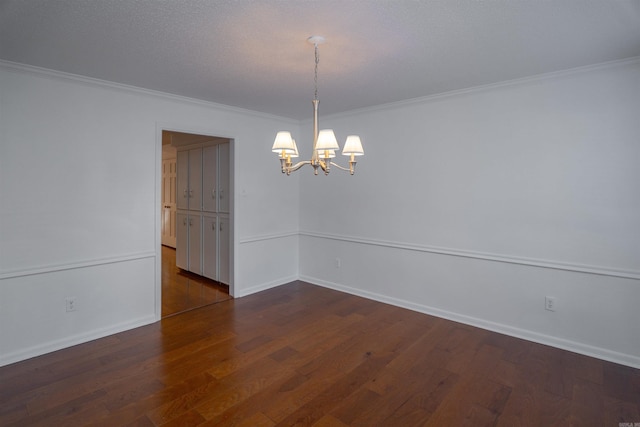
[301,275,640,369]
[239,231,298,244]
[156,122,240,300]
[154,124,163,320]
[0,252,157,280]
[233,275,298,298]
[5,56,638,126]
[157,122,237,144]
[300,231,640,281]
[0,60,298,124]
[156,122,237,297]
[0,315,157,368]
[317,56,640,121]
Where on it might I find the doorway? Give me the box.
[160,245,231,317]
[160,130,233,317]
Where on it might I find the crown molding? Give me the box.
[4,56,638,126]
[0,60,298,125]
[318,56,640,121]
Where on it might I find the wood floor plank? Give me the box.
[1,281,638,426]
[88,371,218,427]
[260,364,344,423]
[195,357,294,421]
[394,368,460,422]
[274,351,396,427]
[144,370,228,425]
[161,245,231,317]
[311,414,350,427]
[234,412,276,427]
[201,364,336,425]
[328,388,382,425]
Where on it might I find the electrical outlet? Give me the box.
[335,257,341,268]
[66,297,77,312]
[545,296,556,312]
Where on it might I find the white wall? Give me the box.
[299,59,640,368]
[0,62,300,366]
[2,58,638,369]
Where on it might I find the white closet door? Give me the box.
[188,148,203,211]
[176,212,189,270]
[218,214,230,285]
[202,214,217,280]
[174,143,230,282]
[218,143,230,213]
[202,146,217,212]
[176,151,189,210]
[188,213,202,275]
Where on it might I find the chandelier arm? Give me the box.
[330,161,358,175]
[286,160,313,173]
[328,162,351,172]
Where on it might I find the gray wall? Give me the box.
[0,62,300,366]
[299,59,640,368]
[2,58,638,368]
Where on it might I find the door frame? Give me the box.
[155,123,235,320]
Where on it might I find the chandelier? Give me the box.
[272,36,364,175]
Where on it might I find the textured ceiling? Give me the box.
[1,0,639,120]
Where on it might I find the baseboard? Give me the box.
[233,275,298,298]
[300,275,640,369]
[0,315,157,368]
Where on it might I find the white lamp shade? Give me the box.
[316,129,339,151]
[289,139,299,158]
[272,131,296,153]
[342,135,364,156]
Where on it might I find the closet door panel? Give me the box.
[176,151,189,210]
[202,146,217,212]
[218,214,230,285]
[218,143,230,213]
[202,214,218,280]
[188,214,202,274]
[188,148,203,210]
[176,212,189,270]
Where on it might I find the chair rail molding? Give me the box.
[299,230,640,281]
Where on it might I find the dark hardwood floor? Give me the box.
[161,245,231,317]
[1,281,638,426]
